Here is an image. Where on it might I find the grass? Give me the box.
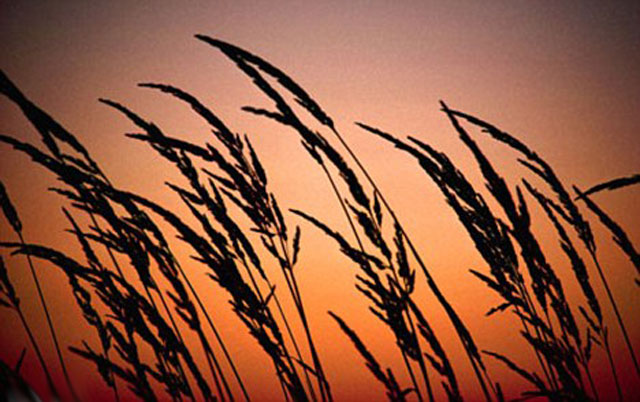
[0,37,639,401]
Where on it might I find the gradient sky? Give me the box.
[1,1,639,401]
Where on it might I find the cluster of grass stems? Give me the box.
[0,36,638,401]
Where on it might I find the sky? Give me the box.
[1,1,639,401]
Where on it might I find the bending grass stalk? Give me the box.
[295,159,427,402]
[196,36,494,401]
[590,252,637,380]
[15,305,59,397]
[352,124,498,401]
[329,311,411,402]
[0,182,79,401]
[264,236,321,402]
[62,209,121,402]
[198,176,308,401]
[122,188,226,398]
[76,189,198,400]
[3,39,639,401]
[268,215,331,402]
[171,254,252,402]
[445,106,639,379]
[1,73,209,400]
[324,124,496,400]
[438,104,590,397]
[120,177,308,399]
[76,193,192,401]
[185,43,402,398]
[137,80,326,401]
[82,199,197,401]
[364,202,434,402]
[578,174,640,199]
[102,95,283,399]
[359,121,562,395]
[106,191,227,401]
[139,82,326,400]
[523,183,615,399]
[234,242,309,401]
[0,255,58,398]
[20,231,80,402]
[576,187,640,285]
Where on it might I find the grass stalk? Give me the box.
[14,299,58,397]
[17,232,80,402]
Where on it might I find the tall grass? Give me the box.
[0,38,638,401]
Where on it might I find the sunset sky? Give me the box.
[1,1,639,401]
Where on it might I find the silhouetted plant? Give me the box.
[1,37,638,402]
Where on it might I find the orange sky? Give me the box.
[1,1,639,401]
